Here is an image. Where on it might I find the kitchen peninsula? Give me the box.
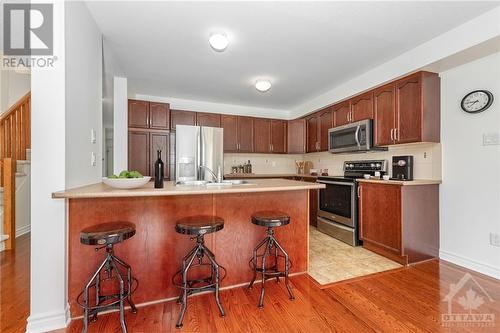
[53,179,324,317]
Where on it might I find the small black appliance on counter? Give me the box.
[392,156,413,181]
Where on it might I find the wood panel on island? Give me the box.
[358,181,439,265]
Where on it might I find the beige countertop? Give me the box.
[52,178,325,199]
[357,179,442,186]
[224,173,318,178]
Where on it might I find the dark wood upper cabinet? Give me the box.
[170,110,196,129]
[374,84,396,146]
[371,71,440,146]
[287,119,306,154]
[196,112,221,127]
[253,118,271,153]
[351,91,374,122]
[128,100,150,128]
[238,116,254,153]
[128,130,150,176]
[332,100,351,127]
[271,120,287,153]
[149,102,170,130]
[221,115,238,152]
[318,108,333,151]
[306,115,319,153]
[150,132,170,179]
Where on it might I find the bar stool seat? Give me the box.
[175,215,224,235]
[78,221,138,333]
[249,210,294,308]
[80,221,136,245]
[174,215,225,328]
[251,211,290,228]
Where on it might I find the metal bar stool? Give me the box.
[173,215,226,328]
[78,221,138,333]
[248,211,295,308]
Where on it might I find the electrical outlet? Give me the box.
[424,152,427,159]
[90,129,96,143]
[483,132,499,146]
[91,152,96,166]
[490,233,500,247]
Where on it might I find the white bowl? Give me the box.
[102,176,151,189]
[363,174,371,179]
[382,175,390,181]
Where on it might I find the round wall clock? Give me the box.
[461,90,494,113]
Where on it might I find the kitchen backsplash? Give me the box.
[224,153,303,174]
[225,142,442,180]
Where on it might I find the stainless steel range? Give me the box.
[316,160,387,246]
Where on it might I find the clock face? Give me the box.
[461,90,494,113]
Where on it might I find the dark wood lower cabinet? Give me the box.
[358,182,439,265]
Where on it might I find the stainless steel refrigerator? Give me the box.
[175,125,224,183]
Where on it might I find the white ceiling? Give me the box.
[86,1,499,111]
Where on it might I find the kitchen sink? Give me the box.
[176,180,209,186]
[222,179,249,185]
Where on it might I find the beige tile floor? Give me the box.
[308,226,402,285]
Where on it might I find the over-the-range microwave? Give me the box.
[328,119,387,154]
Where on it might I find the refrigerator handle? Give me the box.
[197,127,201,180]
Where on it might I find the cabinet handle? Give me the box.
[390,128,394,141]
[357,186,361,198]
[395,128,399,141]
[347,112,350,123]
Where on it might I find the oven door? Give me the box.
[317,180,356,227]
[328,120,370,153]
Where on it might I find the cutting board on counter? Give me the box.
[304,161,313,174]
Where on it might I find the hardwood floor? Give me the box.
[0,233,30,333]
[2,233,500,333]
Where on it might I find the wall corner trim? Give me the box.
[25,303,71,333]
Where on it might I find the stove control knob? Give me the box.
[376,163,381,168]
[370,163,375,168]
[349,164,354,168]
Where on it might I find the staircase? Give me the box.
[0,91,31,251]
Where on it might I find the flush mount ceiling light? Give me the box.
[255,79,272,92]
[209,33,229,52]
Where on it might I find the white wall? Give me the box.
[290,6,500,119]
[134,93,291,119]
[439,52,500,279]
[27,1,69,332]
[113,76,128,174]
[0,70,31,113]
[28,1,104,332]
[65,1,103,188]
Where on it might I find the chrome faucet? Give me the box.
[199,165,222,183]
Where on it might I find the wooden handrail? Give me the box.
[1,158,16,250]
[0,91,31,161]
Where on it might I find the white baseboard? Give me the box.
[439,249,500,280]
[25,304,71,333]
[16,224,30,238]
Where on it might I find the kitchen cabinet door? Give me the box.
[222,115,238,152]
[128,130,150,176]
[149,102,170,130]
[150,132,170,180]
[196,112,221,127]
[238,116,254,153]
[359,183,402,255]
[253,118,271,153]
[128,100,149,128]
[374,84,396,146]
[332,100,351,126]
[352,92,374,122]
[396,74,422,143]
[170,110,196,129]
[287,119,306,154]
[271,120,287,153]
[306,115,319,152]
[318,108,333,151]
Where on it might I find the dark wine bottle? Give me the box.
[154,150,164,188]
